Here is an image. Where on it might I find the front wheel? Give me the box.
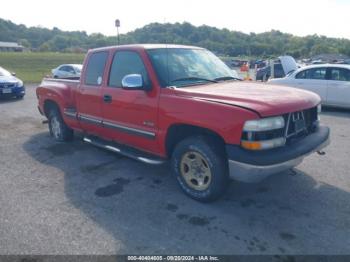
[171,136,229,202]
[48,107,73,142]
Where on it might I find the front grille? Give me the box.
[283,106,318,143]
[0,83,15,88]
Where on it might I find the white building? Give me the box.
[0,41,24,52]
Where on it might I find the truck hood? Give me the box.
[174,81,320,117]
[279,55,298,75]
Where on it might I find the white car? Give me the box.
[269,64,350,109]
[51,64,82,79]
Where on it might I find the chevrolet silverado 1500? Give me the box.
[36,44,330,202]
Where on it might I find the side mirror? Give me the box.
[11,72,16,76]
[121,74,143,90]
[121,74,152,91]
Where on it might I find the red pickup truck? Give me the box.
[37,44,330,202]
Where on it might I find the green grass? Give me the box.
[0,52,85,83]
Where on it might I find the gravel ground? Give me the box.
[1,84,350,256]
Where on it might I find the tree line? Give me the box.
[1,18,350,58]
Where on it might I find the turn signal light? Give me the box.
[241,137,286,150]
[241,141,262,150]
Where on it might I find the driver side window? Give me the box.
[296,68,327,80]
[60,66,70,72]
[108,51,150,88]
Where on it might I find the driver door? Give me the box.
[101,50,160,153]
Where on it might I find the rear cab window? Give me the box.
[84,51,109,86]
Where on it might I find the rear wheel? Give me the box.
[171,136,229,202]
[48,107,73,142]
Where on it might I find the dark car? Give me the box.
[249,60,266,69]
[256,63,285,81]
[0,67,25,99]
[230,59,247,67]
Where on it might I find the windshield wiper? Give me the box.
[214,76,242,81]
[170,77,218,84]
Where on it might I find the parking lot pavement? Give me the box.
[1,84,350,255]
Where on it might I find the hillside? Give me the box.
[1,18,350,58]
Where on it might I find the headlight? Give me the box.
[15,80,23,88]
[241,116,286,150]
[243,116,285,132]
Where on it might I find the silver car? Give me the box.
[269,64,350,109]
[51,64,82,79]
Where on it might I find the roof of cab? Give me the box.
[89,44,204,53]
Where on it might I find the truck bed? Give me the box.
[39,78,80,108]
[41,77,80,85]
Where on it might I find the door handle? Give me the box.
[103,94,112,103]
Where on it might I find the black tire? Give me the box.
[48,107,73,142]
[53,75,58,79]
[171,136,229,202]
[16,95,24,99]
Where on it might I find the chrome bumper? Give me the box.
[228,136,330,183]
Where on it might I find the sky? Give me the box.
[1,0,350,39]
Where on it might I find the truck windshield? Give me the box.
[147,48,236,87]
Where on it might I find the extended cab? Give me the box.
[36,44,330,202]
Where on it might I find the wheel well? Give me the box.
[165,124,225,157]
[43,100,59,117]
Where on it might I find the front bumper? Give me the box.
[226,126,330,183]
[0,86,25,97]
